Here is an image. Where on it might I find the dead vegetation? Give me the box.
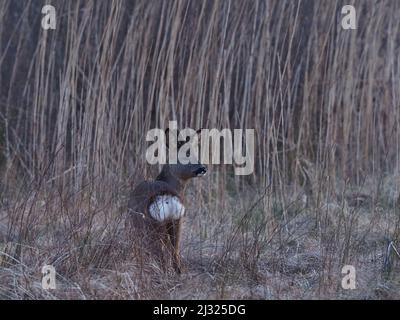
[1,0,400,299]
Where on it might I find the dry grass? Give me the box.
[0,0,400,299]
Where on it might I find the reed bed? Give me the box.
[0,0,399,299]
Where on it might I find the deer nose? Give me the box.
[195,166,207,176]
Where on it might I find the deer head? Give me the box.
[156,128,207,192]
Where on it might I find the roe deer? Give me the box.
[127,128,207,273]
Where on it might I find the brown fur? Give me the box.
[127,146,206,273]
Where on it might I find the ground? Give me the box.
[1,172,399,299]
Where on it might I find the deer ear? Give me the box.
[195,128,202,141]
[166,127,181,149]
[165,128,170,149]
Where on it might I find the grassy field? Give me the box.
[0,0,400,299]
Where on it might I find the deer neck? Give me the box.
[156,165,186,195]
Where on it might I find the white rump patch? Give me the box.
[148,195,185,222]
